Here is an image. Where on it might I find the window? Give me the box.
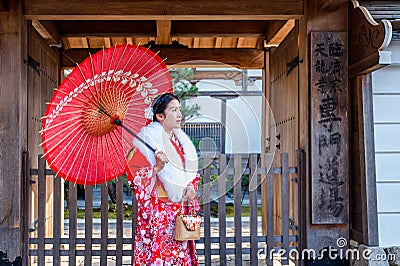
[182,122,222,153]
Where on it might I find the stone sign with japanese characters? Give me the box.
[311,32,348,224]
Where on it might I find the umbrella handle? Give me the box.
[113,118,156,153]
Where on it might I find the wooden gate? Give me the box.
[25,151,304,266]
[267,23,301,259]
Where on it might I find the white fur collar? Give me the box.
[133,122,198,202]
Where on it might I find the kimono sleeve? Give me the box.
[126,148,155,193]
[189,173,201,192]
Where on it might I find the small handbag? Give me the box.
[173,201,202,241]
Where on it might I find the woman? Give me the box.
[127,93,200,266]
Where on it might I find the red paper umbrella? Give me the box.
[41,44,172,186]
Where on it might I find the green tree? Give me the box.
[170,68,200,122]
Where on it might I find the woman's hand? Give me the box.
[182,185,196,201]
[154,150,168,174]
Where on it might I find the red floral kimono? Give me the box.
[127,122,200,266]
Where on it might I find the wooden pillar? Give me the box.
[298,0,349,252]
[0,0,28,261]
[356,74,379,246]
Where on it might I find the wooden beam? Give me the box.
[174,37,193,47]
[54,20,281,42]
[357,74,379,246]
[193,70,261,80]
[348,51,385,78]
[172,33,263,38]
[25,0,303,20]
[215,37,223,48]
[0,0,27,260]
[171,20,268,37]
[349,2,392,77]
[156,20,171,45]
[64,37,88,49]
[61,48,264,69]
[266,21,286,40]
[0,0,8,12]
[88,37,106,48]
[319,0,347,11]
[237,37,258,48]
[265,19,295,47]
[31,20,60,46]
[58,20,156,37]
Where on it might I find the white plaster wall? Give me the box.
[372,58,400,246]
[185,68,263,154]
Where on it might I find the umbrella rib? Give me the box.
[121,131,135,151]
[101,44,131,109]
[70,67,114,119]
[55,132,90,181]
[123,45,152,78]
[43,103,103,131]
[41,110,83,119]
[123,114,148,122]
[101,46,119,115]
[100,47,105,94]
[83,135,96,186]
[132,51,161,77]
[122,92,151,106]
[106,44,128,92]
[94,134,99,185]
[124,79,172,104]
[95,92,111,119]
[113,90,123,121]
[109,129,126,172]
[103,45,117,95]
[120,119,142,133]
[65,76,102,110]
[150,79,174,90]
[122,117,147,128]
[114,50,161,93]
[124,111,146,119]
[41,121,83,159]
[74,64,110,118]
[108,128,126,170]
[97,46,110,186]
[89,53,101,103]
[100,133,107,184]
[98,47,111,123]
[143,68,171,86]
[39,118,79,145]
[72,134,94,184]
[139,57,167,79]
[105,87,123,120]
[120,89,129,118]
[119,44,140,76]
[49,127,87,170]
[41,115,81,134]
[123,89,154,106]
[119,123,140,147]
[94,134,100,186]
[113,42,142,92]
[53,128,87,172]
[116,121,155,153]
[75,64,101,105]
[134,67,169,87]
[111,45,153,93]
[45,102,95,110]
[53,86,99,109]
[123,73,171,100]
[104,132,118,180]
